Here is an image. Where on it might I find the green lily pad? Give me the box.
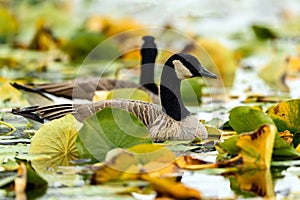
[76,107,152,162]
[223,106,300,158]
[229,106,275,133]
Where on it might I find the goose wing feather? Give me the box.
[18,78,159,103]
[74,100,163,126]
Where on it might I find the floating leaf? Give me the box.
[229,106,275,133]
[217,135,240,155]
[107,88,152,102]
[227,106,300,158]
[91,144,178,184]
[128,143,176,165]
[220,106,274,155]
[30,114,79,169]
[91,149,137,184]
[237,125,276,168]
[176,155,215,170]
[267,99,300,133]
[76,108,152,162]
[272,134,300,159]
[91,143,199,199]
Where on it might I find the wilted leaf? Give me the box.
[267,99,300,133]
[237,125,276,168]
[107,88,152,102]
[227,106,300,158]
[30,114,79,169]
[76,108,152,162]
[176,155,215,170]
[91,149,137,184]
[91,144,179,185]
[267,99,300,149]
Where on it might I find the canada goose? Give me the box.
[12,53,217,141]
[11,36,159,105]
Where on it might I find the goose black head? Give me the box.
[169,53,217,80]
[141,36,158,59]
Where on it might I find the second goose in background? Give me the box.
[11,36,159,104]
[12,53,217,141]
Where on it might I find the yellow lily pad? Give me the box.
[237,125,276,168]
[30,114,80,168]
[267,99,300,133]
[128,143,176,165]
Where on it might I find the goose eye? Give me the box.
[173,60,193,80]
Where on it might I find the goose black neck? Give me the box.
[160,58,190,121]
[140,51,158,95]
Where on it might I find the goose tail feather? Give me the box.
[11,104,75,123]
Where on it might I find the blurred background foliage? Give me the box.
[0,0,300,107]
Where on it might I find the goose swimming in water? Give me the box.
[12,53,217,141]
[11,36,159,104]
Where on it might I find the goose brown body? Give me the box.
[13,99,207,141]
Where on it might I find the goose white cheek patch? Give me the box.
[173,60,193,80]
